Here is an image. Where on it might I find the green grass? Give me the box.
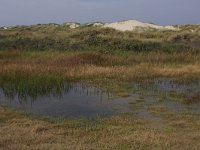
[0,71,68,99]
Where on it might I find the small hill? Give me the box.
[103,20,177,31]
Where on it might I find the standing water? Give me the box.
[0,79,200,118]
[0,83,131,117]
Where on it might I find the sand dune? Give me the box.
[0,20,178,31]
[103,20,177,31]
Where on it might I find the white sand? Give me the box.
[86,22,104,27]
[63,22,80,29]
[2,27,8,30]
[103,20,176,31]
[69,23,80,29]
[92,23,104,27]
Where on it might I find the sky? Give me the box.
[0,0,199,26]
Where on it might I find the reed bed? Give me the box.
[0,50,200,97]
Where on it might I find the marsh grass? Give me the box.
[148,105,168,114]
[1,107,200,150]
[185,93,200,104]
[0,70,68,99]
[1,24,200,149]
[0,50,200,98]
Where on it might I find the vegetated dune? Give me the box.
[0,19,177,31]
[62,20,177,31]
[1,19,200,52]
[103,20,177,31]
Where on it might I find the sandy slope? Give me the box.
[103,20,176,31]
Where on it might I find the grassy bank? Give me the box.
[1,106,200,150]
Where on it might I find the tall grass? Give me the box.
[0,70,68,99]
[0,51,200,97]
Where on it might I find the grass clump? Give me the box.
[0,70,68,99]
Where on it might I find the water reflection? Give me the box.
[0,79,200,118]
[0,83,130,117]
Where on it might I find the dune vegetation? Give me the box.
[1,24,200,149]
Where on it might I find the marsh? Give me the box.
[1,24,200,149]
